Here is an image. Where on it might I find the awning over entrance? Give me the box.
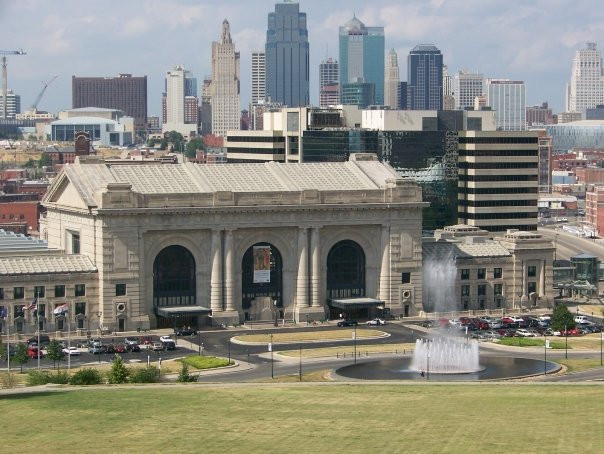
[156,306,212,317]
[328,297,385,310]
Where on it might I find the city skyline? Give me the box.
[2,0,604,117]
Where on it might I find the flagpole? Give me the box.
[7,310,10,373]
[36,291,40,370]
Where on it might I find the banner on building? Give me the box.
[253,245,271,283]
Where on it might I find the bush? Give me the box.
[1,372,17,389]
[26,370,70,386]
[176,363,197,383]
[107,355,130,384]
[69,368,103,385]
[552,305,576,331]
[130,367,160,383]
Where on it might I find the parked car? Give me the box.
[488,320,502,329]
[128,344,141,353]
[139,336,152,345]
[27,346,44,359]
[470,318,489,330]
[337,319,358,327]
[159,335,174,344]
[151,341,164,351]
[366,318,386,326]
[163,341,176,350]
[62,346,80,356]
[559,328,580,336]
[27,335,50,346]
[175,328,198,336]
[575,315,590,324]
[124,337,139,346]
[89,345,103,354]
[114,344,127,353]
[104,344,116,354]
[515,329,536,337]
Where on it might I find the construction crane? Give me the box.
[29,75,58,112]
[1,49,26,119]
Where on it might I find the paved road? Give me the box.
[539,226,604,261]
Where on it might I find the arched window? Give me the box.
[327,240,365,299]
[153,245,196,307]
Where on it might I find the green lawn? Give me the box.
[496,337,567,349]
[177,355,232,369]
[3,385,604,453]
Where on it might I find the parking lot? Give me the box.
[0,333,200,371]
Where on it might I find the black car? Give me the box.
[337,319,358,327]
[104,344,116,354]
[128,344,141,352]
[27,335,50,346]
[175,328,197,336]
[163,341,176,350]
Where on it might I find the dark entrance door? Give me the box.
[241,242,283,320]
[153,245,196,328]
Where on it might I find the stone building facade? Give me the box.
[34,154,426,332]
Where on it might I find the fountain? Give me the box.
[410,337,482,374]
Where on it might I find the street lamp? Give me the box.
[544,332,547,376]
[270,333,274,379]
[565,324,568,359]
[273,300,278,327]
[353,325,357,364]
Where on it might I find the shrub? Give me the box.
[69,368,103,385]
[552,305,575,331]
[176,363,197,383]
[1,372,17,388]
[130,367,160,383]
[26,370,70,386]
[107,355,130,384]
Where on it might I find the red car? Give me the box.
[114,344,127,353]
[139,336,152,345]
[559,328,580,336]
[471,318,489,330]
[27,346,44,359]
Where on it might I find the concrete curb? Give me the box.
[231,331,391,346]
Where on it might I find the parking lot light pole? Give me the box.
[270,333,274,379]
[601,331,603,367]
[353,325,357,365]
[544,333,547,376]
[198,332,201,356]
[299,346,302,382]
[565,324,568,359]
[228,338,231,364]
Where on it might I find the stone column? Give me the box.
[310,226,321,307]
[379,225,390,302]
[539,259,546,297]
[210,229,223,312]
[296,227,309,308]
[224,229,235,311]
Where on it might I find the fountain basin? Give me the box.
[336,356,561,381]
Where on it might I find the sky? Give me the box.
[1,0,603,117]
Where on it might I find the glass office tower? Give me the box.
[407,44,443,110]
[265,2,309,107]
[339,16,385,105]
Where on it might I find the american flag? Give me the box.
[53,303,69,315]
[24,297,38,311]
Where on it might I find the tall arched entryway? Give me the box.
[327,240,366,319]
[153,245,196,328]
[241,242,282,321]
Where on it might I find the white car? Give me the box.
[575,315,589,324]
[62,346,80,356]
[515,329,536,337]
[159,335,174,343]
[366,318,386,326]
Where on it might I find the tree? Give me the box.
[46,340,65,370]
[159,138,168,150]
[0,338,6,361]
[176,363,197,382]
[13,343,30,373]
[146,138,158,147]
[552,305,575,331]
[186,137,204,156]
[38,152,52,167]
[107,355,130,384]
[24,158,37,168]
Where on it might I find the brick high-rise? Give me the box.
[72,74,147,130]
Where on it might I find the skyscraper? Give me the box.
[0,90,20,119]
[486,79,526,131]
[72,74,147,130]
[442,65,455,110]
[385,49,400,110]
[339,16,385,105]
[210,19,241,138]
[265,1,309,107]
[319,58,339,107]
[567,42,604,113]
[251,51,266,106]
[162,65,197,137]
[407,44,443,110]
[454,70,483,110]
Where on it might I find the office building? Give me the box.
[201,78,212,136]
[567,42,604,113]
[0,90,20,119]
[442,66,455,110]
[265,1,309,107]
[162,65,197,137]
[486,79,526,131]
[398,82,408,110]
[458,131,539,232]
[454,70,483,110]
[407,44,443,110]
[585,105,604,120]
[526,102,554,126]
[210,19,241,138]
[251,51,266,106]
[319,58,339,107]
[339,16,385,106]
[537,133,553,193]
[385,49,400,110]
[341,81,375,108]
[72,74,147,130]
